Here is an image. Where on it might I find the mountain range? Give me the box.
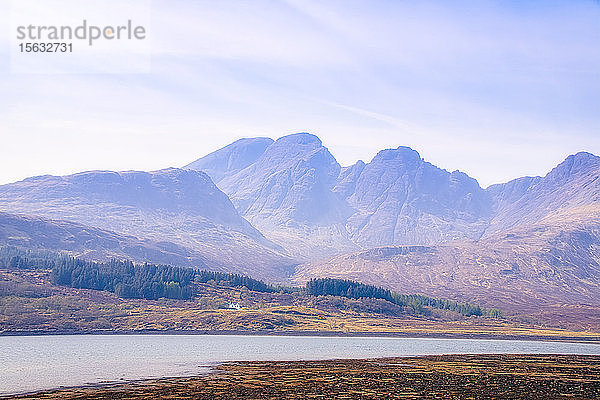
[1,132,599,326]
[185,133,495,258]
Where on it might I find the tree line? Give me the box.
[52,257,195,300]
[195,270,273,293]
[0,246,273,301]
[306,277,501,317]
[0,246,58,270]
[306,277,394,303]
[0,246,501,317]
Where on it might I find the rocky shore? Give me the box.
[10,354,600,399]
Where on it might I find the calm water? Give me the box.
[1,334,600,396]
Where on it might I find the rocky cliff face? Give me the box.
[200,135,493,257]
[486,176,542,213]
[333,160,366,199]
[219,133,345,225]
[485,152,600,235]
[216,133,356,259]
[340,147,492,247]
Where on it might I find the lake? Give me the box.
[1,334,600,396]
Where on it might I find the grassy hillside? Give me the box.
[1,268,597,340]
[1,246,597,338]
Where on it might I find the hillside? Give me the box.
[0,168,294,281]
[0,212,212,268]
[293,206,600,330]
[2,267,593,339]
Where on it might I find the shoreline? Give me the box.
[0,370,221,399]
[2,329,600,343]
[5,354,600,399]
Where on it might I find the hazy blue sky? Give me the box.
[1,0,599,187]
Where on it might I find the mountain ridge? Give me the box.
[1,132,598,327]
[184,137,274,182]
[0,167,295,281]
[190,133,505,257]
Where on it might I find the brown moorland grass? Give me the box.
[9,354,600,400]
[2,269,600,339]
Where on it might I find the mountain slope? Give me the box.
[486,176,541,213]
[293,152,600,329]
[184,137,274,182]
[0,212,212,268]
[0,168,294,281]
[340,146,492,247]
[217,133,357,258]
[485,152,600,235]
[294,214,600,308]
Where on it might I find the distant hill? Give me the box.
[0,212,210,268]
[0,168,294,281]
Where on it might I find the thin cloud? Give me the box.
[0,0,598,187]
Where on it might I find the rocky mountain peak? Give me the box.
[546,151,600,183]
[372,146,422,166]
[217,132,343,222]
[274,132,323,147]
[485,151,600,235]
[184,137,274,182]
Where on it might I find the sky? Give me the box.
[0,0,599,187]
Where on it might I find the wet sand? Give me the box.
[9,354,600,399]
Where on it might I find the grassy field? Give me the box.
[1,269,599,340]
